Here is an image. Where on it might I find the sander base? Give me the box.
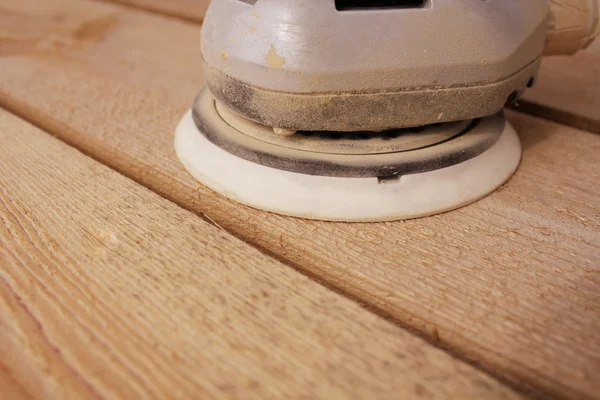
[175,109,521,222]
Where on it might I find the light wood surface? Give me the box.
[522,39,600,132]
[0,108,524,399]
[94,0,209,22]
[0,365,33,400]
[1,0,599,399]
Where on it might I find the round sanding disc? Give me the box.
[174,110,521,222]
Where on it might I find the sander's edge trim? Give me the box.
[203,57,541,132]
[192,88,505,178]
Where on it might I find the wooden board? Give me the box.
[0,364,33,400]
[94,0,209,23]
[520,39,600,133]
[0,0,599,399]
[0,108,524,399]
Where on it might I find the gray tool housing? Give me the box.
[201,0,549,131]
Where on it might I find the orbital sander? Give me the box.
[175,0,599,222]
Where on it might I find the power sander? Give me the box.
[175,0,599,222]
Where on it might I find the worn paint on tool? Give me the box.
[266,45,284,68]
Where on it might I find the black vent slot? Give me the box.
[336,0,425,10]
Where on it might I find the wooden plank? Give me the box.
[0,362,33,400]
[93,0,600,133]
[0,108,523,399]
[93,0,209,23]
[0,0,598,398]
[520,39,600,133]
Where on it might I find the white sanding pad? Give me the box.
[175,110,521,222]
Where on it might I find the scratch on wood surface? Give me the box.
[202,213,225,232]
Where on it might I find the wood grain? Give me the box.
[0,362,33,400]
[0,0,599,399]
[521,39,600,132]
[0,108,524,399]
[93,0,209,23]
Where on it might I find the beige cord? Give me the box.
[545,0,600,55]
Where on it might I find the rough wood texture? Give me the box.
[0,0,599,399]
[0,108,523,399]
[0,363,33,400]
[521,39,600,132]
